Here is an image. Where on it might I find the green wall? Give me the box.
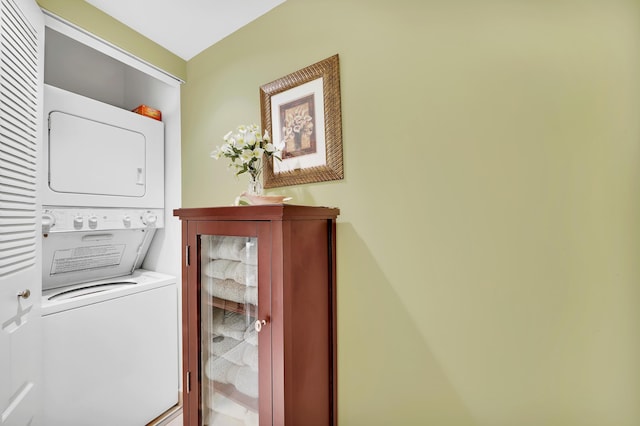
[37,0,186,81]
[182,0,640,424]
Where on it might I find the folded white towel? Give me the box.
[205,355,259,397]
[204,356,234,384]
[205,410,245,426]
[206,235,247,261]
[226,365,259,398]
[242,343,259,371]
[218,339,248,366]
[205,409,258,426]
[205,260,257,287]
[245,286,257,305]
[204,277,245,304]
[206,337,260,374]
[218,340,259,370]
[206,309,248,341]
[244,410,259,426]
[204,277,258,306]
[207,392,249,420]
[243,327,258,346]
[236,262,257,287]
[208,335,242,358]
[239,239,258,265]
[205,259,236,280]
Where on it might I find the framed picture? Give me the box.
[260,54,343,188]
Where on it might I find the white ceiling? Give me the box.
[85,0,286,61]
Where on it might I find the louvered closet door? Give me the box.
[0,0,43,424]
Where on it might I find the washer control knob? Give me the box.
[141,212,157,227]
[73,216,84,229]
[88,216,98,229]
[123,215,132,228]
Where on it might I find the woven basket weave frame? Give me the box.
[260,55,344,188]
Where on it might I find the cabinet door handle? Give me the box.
[254,319,267,333]
[17,289,31,299]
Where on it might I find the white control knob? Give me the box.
[73,216,84,229]
[88,216,98,229]
[141,212,157,227]
[42,212,56,234]
[123,215,132,228]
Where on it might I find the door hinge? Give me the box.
[186,370,191,393]
[185,245,190,266]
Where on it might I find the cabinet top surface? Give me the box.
[173,204,340,221]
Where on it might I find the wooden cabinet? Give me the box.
[174,205,339,426]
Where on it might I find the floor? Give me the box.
[165,414,183,426]
[150,405,182,426]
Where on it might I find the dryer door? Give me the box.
[48,111,146,197]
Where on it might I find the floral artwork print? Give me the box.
[279,94,316,159]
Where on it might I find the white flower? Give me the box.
[213,123,282,178]
[245,131,256,145]
[210,147,222,159]
[221,143,234,154]
[240,149,254,163]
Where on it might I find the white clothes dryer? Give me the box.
[43,84,165,209]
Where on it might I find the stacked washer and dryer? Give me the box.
[40,84,179,425]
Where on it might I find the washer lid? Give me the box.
[47,280,137,301]
[40,269,177,315]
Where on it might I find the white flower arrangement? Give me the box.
[211,124,284,181]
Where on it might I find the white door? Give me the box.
[47,111,146,197]
[0,0,44,424]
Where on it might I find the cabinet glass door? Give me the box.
[199,234,261,426]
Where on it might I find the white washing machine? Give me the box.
[40,206,179,425]
[41,269,179,426]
